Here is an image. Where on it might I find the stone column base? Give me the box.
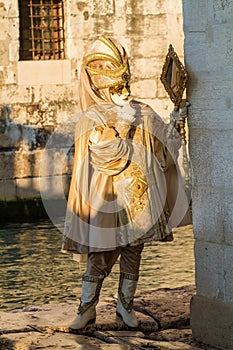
[190,295,233,349]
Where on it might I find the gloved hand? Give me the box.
[115,102,135,139]
[116,101,136,125]
[170,101,191,122]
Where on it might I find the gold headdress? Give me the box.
[83,36,130,90]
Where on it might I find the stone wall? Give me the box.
[182,0,233,348]
[0,0,184,219]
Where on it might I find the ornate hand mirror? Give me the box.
[160,44,191,201]
[160,44,188,107]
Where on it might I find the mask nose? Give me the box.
[122,85,130,96]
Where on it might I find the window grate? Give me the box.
[19,0,65,60]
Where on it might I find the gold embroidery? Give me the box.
[130,176,148,198]
[113,165,148,225]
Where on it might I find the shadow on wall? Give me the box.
[0,106,75,222]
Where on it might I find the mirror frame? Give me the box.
[160,44,188,107]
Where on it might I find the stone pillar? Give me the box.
[182,1,233,348]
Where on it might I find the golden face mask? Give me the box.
[109,81,131,96]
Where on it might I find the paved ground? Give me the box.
[0,285,220,350]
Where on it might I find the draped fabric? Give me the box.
[62,100,191,258]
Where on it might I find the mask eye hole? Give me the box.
[109,83,130,96]
[110,85,124,95]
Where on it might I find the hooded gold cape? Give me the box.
[62,100,191,259]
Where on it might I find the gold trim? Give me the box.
[85,61,128,77]
[83,53,121,67]
[99,36,123,64]
[130,176,148,198]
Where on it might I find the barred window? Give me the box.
[19,0,65,60]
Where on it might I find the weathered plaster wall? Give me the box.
[182,1,233,348]
[0,0,184,219]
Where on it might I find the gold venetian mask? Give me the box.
[109,81,131,96]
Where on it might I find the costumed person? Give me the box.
[62,36,190,330]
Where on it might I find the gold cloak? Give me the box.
[62,100,191,256]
